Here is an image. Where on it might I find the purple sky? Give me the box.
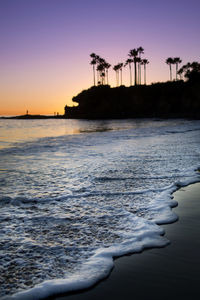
[0,0,199,115]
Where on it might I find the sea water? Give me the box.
[0,118,200,299]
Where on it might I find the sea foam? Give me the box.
[0,119,200,299]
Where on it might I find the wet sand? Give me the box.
[55,182,200,300]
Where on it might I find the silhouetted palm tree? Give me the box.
[173,57,182,80]
[94,55,101,83]
[98,57,106,65]
[178,63,190,80]
[92,55,106,85]
[128,49,139,85]
[113,64,120,87]
[118,63,123,86]
[104,62,111,85]
[141,59,149,85]
[97,63,106,85]
[124,58,133,86]
[90,53,97,86]
[137,47,144,84]
[166,57,174,81]
[178,61,200,81]
[137,57,142,84]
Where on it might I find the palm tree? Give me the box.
[93,55,105,85]
[104,62,111,85]
[178,63,190,80]
[178,61,200,81]
[173,57,182,80]
[166,57,174,81]
[97,63,105,85]
[95,55,101,83]
[137,46,144,84]
[141,59,149,85]
[118,63,123,86]
[137,57,142,84]
[90,53,97,86]
[128,49,139,85]
[113,64,120,87]
[177,67,184,80]
[90,59,96,86]
[124,58,133,86]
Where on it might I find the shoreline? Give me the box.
[53,182,200,300]
[0,115,65,120]
[1,116,200,121]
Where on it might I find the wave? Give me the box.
[1,119,200,155]
[1,172,199,206]
[1,119,200,299]
[2,175,200,300]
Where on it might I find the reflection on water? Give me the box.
[0,118,166,149]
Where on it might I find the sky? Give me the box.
[0,0,200,115]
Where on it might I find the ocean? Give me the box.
[0,118,200,299]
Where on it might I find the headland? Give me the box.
[65,80,200,119]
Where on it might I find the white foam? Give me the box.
[5,177,200,300]
[1,119,200,299]
[4,216,168,300]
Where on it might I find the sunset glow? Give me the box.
[0,0,199,115]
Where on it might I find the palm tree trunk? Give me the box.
[139,62,142,85]
[106,70,109,85]
[176,63,178,81]
[144,64,146,85]
[93,65,96,86]
[101,72,105,85]
[120,69,122,86]
[117,71,119,86]
[129,63,132,86]
[134,61,137,85]
[170,64,172,81]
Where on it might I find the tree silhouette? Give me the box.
[137,57,142,85]
[113,64,121,87]
[98,58,106,85]
[124,58,133,86]
[118,63,123,86]
[128,49,139,85]
[178,61,200,81]
[90,53,97,86]
[90,54,111,85]
[166,57,174,81]
[97,63,106,85]
[141,59,149,85]
[89,51,189,87]
[137,46,144,85]
[173,57,182,81]
[104,62,111,85]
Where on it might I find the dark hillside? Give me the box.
[65,80,200,119]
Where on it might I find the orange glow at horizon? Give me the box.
[0,52,171,116]
[0,59,90,116]
[0,0,199,116]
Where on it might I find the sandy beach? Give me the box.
[54,182,200,300]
